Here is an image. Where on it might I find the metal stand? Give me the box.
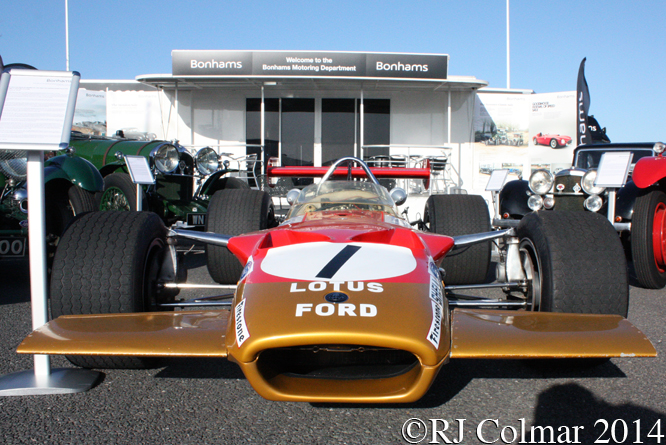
[0,67,103,397]
[0,151,101,396]
[0,368,100,396]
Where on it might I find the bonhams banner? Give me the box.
[576,57,591,146]
[172,50,448,80]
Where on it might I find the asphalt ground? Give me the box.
[1,254,665,445]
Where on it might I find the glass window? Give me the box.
[322,99,356,166]
[246,98,279,160]
[359,99,390,159]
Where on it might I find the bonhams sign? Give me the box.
[172,50,448,80]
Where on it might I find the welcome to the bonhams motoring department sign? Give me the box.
[172,50,448,80]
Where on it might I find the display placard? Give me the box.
[0,69,80,151]
[595,152,633,188]
[125,155,155,184]
[486,169,509,191]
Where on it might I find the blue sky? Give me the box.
[2,0,664,142]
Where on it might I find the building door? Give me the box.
[321,99,356,166]
[359,99,390,160]
[281,99,315,167]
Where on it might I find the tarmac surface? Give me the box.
[1,254,665,445]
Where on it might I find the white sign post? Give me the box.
[595,152,633,226]
[0,69,100,396]
[486,169,509,221]
[124,154,155,211]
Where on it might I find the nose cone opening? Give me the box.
[237,344,442,403]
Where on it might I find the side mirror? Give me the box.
[390,187,407,206]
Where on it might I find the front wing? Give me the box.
[18,309,655,360]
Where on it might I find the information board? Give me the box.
[0,69,80,151]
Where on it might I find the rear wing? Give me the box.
[266,164,432,189]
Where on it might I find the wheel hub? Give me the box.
[100,187,131,211]
[653,201,666,271]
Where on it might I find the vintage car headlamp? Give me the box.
[581,169,606,195]
[584,195,603,212]
[195,147,219,176]
[528,195,544,211]
[154,144,180,173]
[528,170,554,195]
[653,142,666,154]
[543,196,555,209]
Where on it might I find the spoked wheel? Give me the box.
[549,139,558,149]
[518,238,541,311]
[632,190,666,289]
[98,172,143,211]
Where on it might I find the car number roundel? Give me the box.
[260,242,417,281]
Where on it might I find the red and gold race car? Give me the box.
[533,132,573,148]
[18,157,655,403]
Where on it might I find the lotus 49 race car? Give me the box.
[17,157,655,403]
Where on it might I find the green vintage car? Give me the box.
[68,132,259,227]
[67,133,276,284]
[0,149,103,260]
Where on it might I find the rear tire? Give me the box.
[424,194,491,285]
[206,189,274,284]
[516,211,628,316]
[45,185,97,264]
[50,211,168,369]
[631,189,666,289]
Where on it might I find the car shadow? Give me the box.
[527,383,665,443]
[312,358,625,409]
[0,258,30,305]
[154,357,244,380]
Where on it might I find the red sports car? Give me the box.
[533,132,573,148]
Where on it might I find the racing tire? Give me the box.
[631,189,666,289]
[204,176,251,196]
[50,211,168,369]
[98,172,145,211]
[205,189,275,284]
[45,185,97,263]
[516,211,628,316]
[424,194,491,285]
[549,138,558,149]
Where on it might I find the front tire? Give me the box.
[631,189,666,289]
[424,194,491,285]
[516,211,628,316]
[549,138,558,149]
[206,189,275,284]
[50,211,168,369]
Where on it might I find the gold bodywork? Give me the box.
[450,309,656,359]
[18,311,230,357]
[18,304,656,403]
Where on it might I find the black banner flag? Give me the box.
[577,58,591,145]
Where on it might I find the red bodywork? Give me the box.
[533,133,572,148]
[632,155,666,189]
